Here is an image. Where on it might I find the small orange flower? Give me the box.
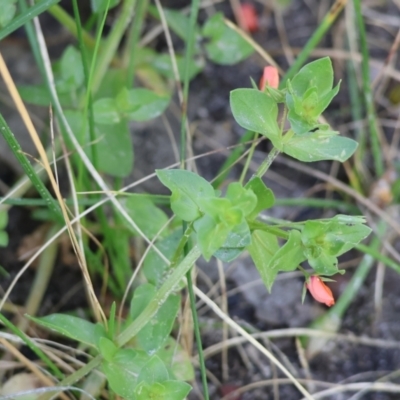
[259,66,280,91]
[240,3,259,33]
[306,276,335,307]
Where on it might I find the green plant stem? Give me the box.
[213,129,255,189]
[248,221,289,239]
[0,114,62,220]
[0,313,64,379]
[239,132,258,184]
[254,146,280,178]
[179,0,200,168]
[71,0,97,168]
[280,0,346,86]
[0,0,61,41]
[91,0,137,93]
[353,0,384,177]
[126,0,148,87]
[177,0,209,396]
[117,245,202,347]
[186,266,209,399]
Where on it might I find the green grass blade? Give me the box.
[0,0,60,42]
[0,114,62,220]
[0,312,64,379]
[280,0,346,86]
[353,0,384,177]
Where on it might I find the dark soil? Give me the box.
[1,1,400,399]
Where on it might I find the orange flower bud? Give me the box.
[259,66,280,90]
[239,3,259,33]
[306,276,335,307]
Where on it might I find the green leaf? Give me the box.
[116,88,170,121]
[98,337,118,362]
[266,230,306,289]
[152,53,204,81]
[150,6,200,43]
[60,46,84,89]
[130,284,180,353]
[143,229,182,287]
[214,220,251,262]
[91,0,119,13]
[247,230,280,291]
[245,177,275,219]
[197,197,242,226]
[230,89,281,143]
[137,355,169,385]
[18,84,52,106]
[95,121,133,177]
[156,169,215,221]
[285,57,340,135]
[28,314,107,347]
[282,129,358,162]
[289,57,334,99]
[0,210,8,229]
[64,110,90,147]
[302,215,372,258]
[202,12,254,65]
[93,98,121,125]
[0,231,8,247]
[156,337,194,381]
[101,348,150,398]
[194,214,231,261]
[124,195,169,240]
[137,293,180,354]
[226,182,257,217]
[130,283,156,321]
[308,251,338,276]
[0,0,17,28]
[135,380,192,400]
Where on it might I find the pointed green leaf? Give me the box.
[95,121,133,177]
[156,337,194,381]
[28,314,107,347]
[266,230,306,289]
[156,169,215,221]
[194,214,231,261]
[124,195,169,240]
[308,251,338,276]
[137,293,180,353]
[226,182,257,217]
[137,355,169,385]
[214,220,251,262]
[93,98,121,125]
[98,337,118,362]
[130,283,156,321]
[282,130,358,162]
[230,89,281,142]
[101,348,150,398]
[247,230,280,291]
[116,88,170,122]
[245,177,275,219]
[290,57,334,98]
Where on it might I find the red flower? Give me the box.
[259,66,280,90]
[306,276,335,307]
[240,3,259,33]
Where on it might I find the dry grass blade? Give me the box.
[0,337,69,400]
[0,52,106,324]
[193,286,315,400]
